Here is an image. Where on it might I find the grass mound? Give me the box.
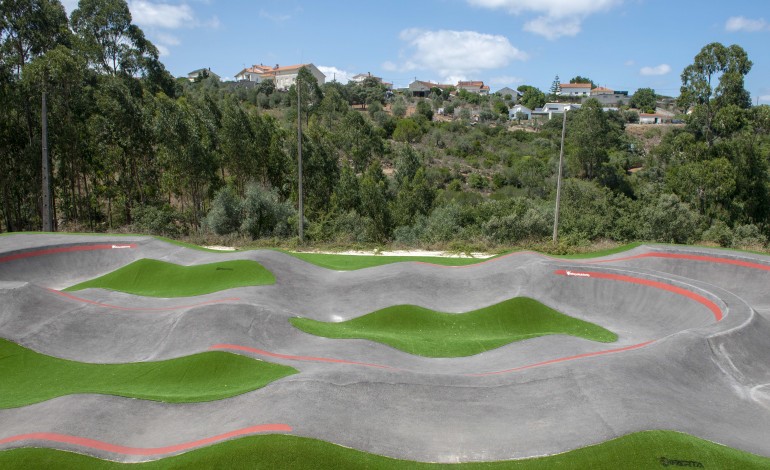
[287,251,487,270]
[290,297,617,357]
[0,338,296,408]
[1,431,768,469]
[65,259,275,297]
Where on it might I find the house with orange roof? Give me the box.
[456,81,490,95]
[235,63,325,89]
[591,86,614,96]
[259,63,326,90]
[235,64,273,82]
[558,83,592,97]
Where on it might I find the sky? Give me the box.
[60,0,770,103]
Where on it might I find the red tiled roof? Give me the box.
[560,83,592,88]
[592,86,613,92]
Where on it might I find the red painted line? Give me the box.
[589,251,770,272]
[47,288,241,311]
[0,244,136,263]
[210,343,395,370]
[554,269,723,322]
[0,423,291,456]
[467,341,655,377]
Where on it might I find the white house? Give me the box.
[639,113,667,124]
[558,83,591,97]
[509,104,532,120]
[456,81,490,95]
[533,102,582,119]
[351,73,393,89]
[235,64,272,82]
[258,63,326,90]
[187,68,220,82]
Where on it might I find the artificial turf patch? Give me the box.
[0,338,297,408]
[290,297,617,357]
[0,431,768,469]
[287,251,489,270]
[64,259,275,297]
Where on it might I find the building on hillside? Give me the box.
[258,63,326,90]
[639,113,668,124]
[532,102,582,119]
[350,72,393,89]
[235,63,326,89]
[590,91,631,106]
[558,83,591,97]
[235,64,273,82]
[591,86,614,96]
[509,104,532,120]
[495,87,522,100]
[187,68,220,82]
[456,80,490,95]
[408,80,452,97]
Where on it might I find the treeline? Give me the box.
[2,2,770,250]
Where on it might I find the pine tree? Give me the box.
[550,75,561,95]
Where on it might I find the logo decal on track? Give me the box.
[111,245,133,249]
[565,270,590,277]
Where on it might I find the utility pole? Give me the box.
[297,77,304,243]
[41,87,53,232]
[552,109,567,243]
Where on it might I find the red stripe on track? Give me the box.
[0,424,291,456]
[554,269,723,322]
[467,341,655,377]
[0,244,136,263]
[210,343,395,370]
[589,251,770,271]
[47,289,241,311]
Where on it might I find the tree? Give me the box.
[549,75,561,95]
[630,88,656,113]
[415,100,433,121]
[517,85,545,110]
[71,0,160,77]
[678,42,752,145]
[0,0,69,76]
[393,118,423,143]
[567,99,618,179]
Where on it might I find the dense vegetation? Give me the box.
[2,1,769,252]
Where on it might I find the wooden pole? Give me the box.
[41,89,53,232]
[297,78,304,243]
[552,110,567,243]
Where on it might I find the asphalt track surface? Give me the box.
[1,234,769,464]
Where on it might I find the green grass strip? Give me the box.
[1,431,768,469]
[290,297,617,357]
[64,259,275,297]
[0,338,297,408]
[287,251,490,270]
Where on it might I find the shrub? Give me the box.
[203,187,241,235]
[131,205,180,237]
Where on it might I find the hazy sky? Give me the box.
[61,0,770,102]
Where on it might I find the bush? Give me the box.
[203,187,241,235]
[240,183,295,239]
[732,224,767,247]
[131,205,180,236]
[701,220,733,247]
